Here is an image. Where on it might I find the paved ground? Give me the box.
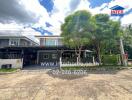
[0,69,132,100]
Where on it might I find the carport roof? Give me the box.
[0,46,93,52]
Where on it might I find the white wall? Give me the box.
[0,59,23,69]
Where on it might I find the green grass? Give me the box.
[128,65,132,67]
[0,68,18,72]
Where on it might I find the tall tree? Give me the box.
[124,24,132,47]
[61,10,95,63]
[91,14,121,65]
[124,24,132,59]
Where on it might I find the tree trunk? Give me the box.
[75,46,82,64]
[97,43,102,65]
[77,53,81,63]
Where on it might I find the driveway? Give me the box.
[0,69,132,100]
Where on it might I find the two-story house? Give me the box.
[0,35,94,68]
[0,35,39,48]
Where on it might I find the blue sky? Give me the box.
[0,0,131,36]
[88,0,112,8]
[39,0,54,13]
[37,0,132,35]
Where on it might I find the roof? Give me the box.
[0,46,93,52]
[110,5,125,10]
[0,30,39,45]
[0,35,39,45]
[35,35,63,39]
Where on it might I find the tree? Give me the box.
[61,10,95,63]
[91,14,121,65]
[124,24,132,47]
[61,11,121,65]
[123,24,132,59]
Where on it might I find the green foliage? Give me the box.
[102,55,120,65]
[61,10,94,48]
[123,24,132,59]
[101,39,120,54]
[124,45,132,59]
[124,24,132,47]
[92,14,121,45]
[91,14,121,64]
[61,10,122,64]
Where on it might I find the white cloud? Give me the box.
[121,14,132,25]
[20,0,50,26]
[0,23,23,30]
[0,0,48,36]
[0,0,131,37]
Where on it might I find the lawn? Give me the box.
[0,68,18,72]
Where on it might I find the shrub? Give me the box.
[102,54,120,65]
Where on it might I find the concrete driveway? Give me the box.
[0,69,132,100]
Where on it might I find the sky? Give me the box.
[0,0,131,37]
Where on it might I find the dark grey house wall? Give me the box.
[20,39,30,46]
[20,39,37,46]
[0,39,9,48]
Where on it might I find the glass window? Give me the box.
[9,39,20,46]
[45,38,58,46]
[43,54,49,59]
[52,54,57,59]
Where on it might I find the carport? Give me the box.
[0,46,94,69]
[0,46,63,68]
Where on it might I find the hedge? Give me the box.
[102,54,120,65]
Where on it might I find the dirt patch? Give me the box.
[0,69,132,100]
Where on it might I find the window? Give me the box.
[45,38,58,46]
[9,38,20,46]
[43,54,49,59]
[52,54,57,59]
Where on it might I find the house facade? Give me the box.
[0,35,94,69]
[0,36,39,48]
[36,36,63,46]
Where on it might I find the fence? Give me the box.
[59,57,99,67]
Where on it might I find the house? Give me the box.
[0,35,94,69]
[0,34,39,48]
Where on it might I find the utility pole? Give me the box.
[120,37,127,66]
[110,5,127,66]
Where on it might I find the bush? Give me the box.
[102,54,120,65]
